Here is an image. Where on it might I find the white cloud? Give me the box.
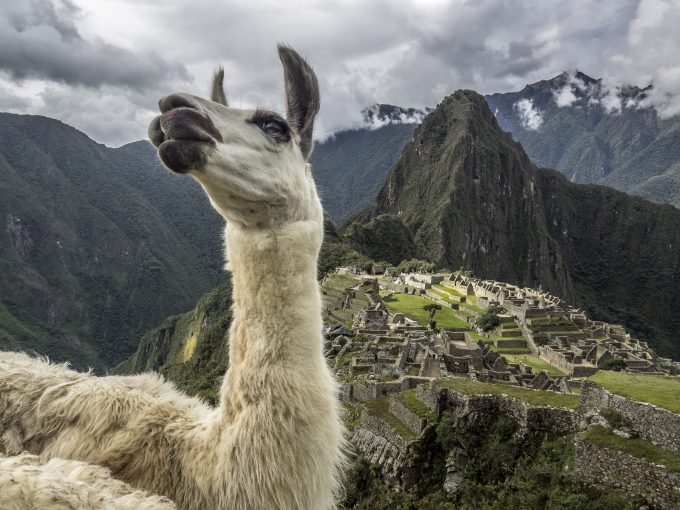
[554,84,577,107]
[514,98,543,130]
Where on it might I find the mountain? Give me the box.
[485,71,680,207]
[310,104,424,224]
[347,90,680,358]
[115,282,232,403]
[0,113,224,370]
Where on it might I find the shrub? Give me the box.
[600,358,627,372]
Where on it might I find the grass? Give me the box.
[364,398,417,441]
[582,426,680,472]
[407,366,421,376]
[503,354,566,376]
[435,378,579,409]
[589,371,680,413]
[396,389,435,420]
[383,293,470,329]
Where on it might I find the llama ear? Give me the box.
[211,67,228,106]
[278,44,319,160]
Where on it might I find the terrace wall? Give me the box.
[574,439,680,510]
[580,381,680,455]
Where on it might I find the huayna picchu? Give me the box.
[346,90,680,360]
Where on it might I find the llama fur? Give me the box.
[0,453,176,510]
[0,45,346,510]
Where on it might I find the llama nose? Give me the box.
[159,94,198,113]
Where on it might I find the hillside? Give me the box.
[485,72,680,207]
[0,113,224,370]
[347,91,680,358]
[310,105,421,223]
[115,282,232,402]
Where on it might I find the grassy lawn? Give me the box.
[396,389,435,420]
[582,426,680,472]
[383,293,469,329]
[589,371,680,413]
[435,377,579,409]
[503,354,566,376]
[364,398,417,441]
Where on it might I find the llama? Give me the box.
[0,453,176,509]
[0,45,346,510]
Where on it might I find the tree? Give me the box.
[397,258,436,274]
[423,303,442,319]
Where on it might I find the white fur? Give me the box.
[0,453,176,510]
[0,47,346,510]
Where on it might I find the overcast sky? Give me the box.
[0,0,679,146]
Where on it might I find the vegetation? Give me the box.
[383,294,469,329]
[582,426,680,473]
[475,306,504,332]
[599,358,627,372]
[434,378,579,409]
[396,389,435,421]
[397,259,437,274]
[589,371,680,413]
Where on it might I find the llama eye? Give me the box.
[261,120,285,136]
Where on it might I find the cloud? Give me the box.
[0,0,679,146]
[514,99,543,130]
[0,0,190,90]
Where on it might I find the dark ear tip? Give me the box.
[277,43,305,66]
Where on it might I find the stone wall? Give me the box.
[360,408,410,450]
[434,385,578,436]
[346,376,432,402]
[574,439,680,510]
[389,394,428,436]
[352,427,410,487]
[580,381,680,455]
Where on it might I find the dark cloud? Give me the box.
[0,0,190,90]
[7,0,81,41]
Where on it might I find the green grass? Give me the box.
[364,398,417,441]
[589,371,680,413]
[503,354,566,376]
[582,426,680,472]
[435,378,579,409]
[383,293,470,329]
[407,366,421,376]
[396,389,435,420]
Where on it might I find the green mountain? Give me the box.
[310,105,421,224]
[115,282,232,403]
[0,113,224,370]
[485,72,680,207]
[347,90,680,358]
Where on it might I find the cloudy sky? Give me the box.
[0,0,679,146]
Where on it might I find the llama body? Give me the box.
[0,45,345,510]
[0,453,176,510]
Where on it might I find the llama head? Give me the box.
[148,45,322,228]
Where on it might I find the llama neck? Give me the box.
[219,218,325,409]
